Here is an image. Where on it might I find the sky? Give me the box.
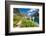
[19,8,30,14]
[19,8,39,17]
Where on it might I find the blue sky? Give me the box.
[18,8,39,16]
[19,8,30,14]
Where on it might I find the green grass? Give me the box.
[13,15,38,27]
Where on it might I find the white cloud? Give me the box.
[27,13,31,16]
[27,9,36,13]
